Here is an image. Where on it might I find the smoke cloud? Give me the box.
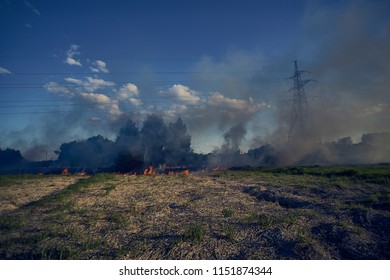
[245,0,390,165]
[1,0,388,168]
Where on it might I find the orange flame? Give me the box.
[61,168,69,175]
[180,169,189,175]
[143,166,154,175]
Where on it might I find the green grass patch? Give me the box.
[80,237,105,251]
[0,175,16,187]
[231,164,390,185]
[0,174,45,188]
[184,224,204,243]
[0,215,24,230]
[369,190,390,206]
[337,221,364,236]
[294,228,318,246]
[369,193,380,204]
[277,213,300,225]
[222,224,237,241]
[222,208,234,218]
[38,244,75,260]
[103,183,116,195]
[244,214,273,228]
[107,212,129,228]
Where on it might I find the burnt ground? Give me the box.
[0,167,389,259]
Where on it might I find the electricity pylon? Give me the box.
[287,60,313,140]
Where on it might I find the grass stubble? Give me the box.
[0,165,389,259]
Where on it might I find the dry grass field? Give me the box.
[0,166,389,259]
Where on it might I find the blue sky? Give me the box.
[0,0,389,160]
[0,0,303,58]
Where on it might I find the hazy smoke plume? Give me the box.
[0,0,388,169]
[249,0,390,165]
[221,124,247,153]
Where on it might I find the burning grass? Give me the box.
[0,165,389,259]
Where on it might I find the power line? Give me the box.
[0,56,299,61]
[0,96,282,108]
[0,96,275,103]
[0,104,197,115]
[0,83,287,90]
[0,78,287,85]
[0,70,291,76]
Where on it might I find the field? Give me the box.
[0,165,389,259]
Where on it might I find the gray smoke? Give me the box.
[53,115,195,172]
[247,0,390,165]
[221,124,247,153]
[1,0,389,167]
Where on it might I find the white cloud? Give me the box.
[43,82,71,96]
[80,93,121,117]
[24,1,41,16]
[208,92,267,112]
[64,45,82,67]
[84,77,115,91]
[62,76,115,91]
[117,83,142,106]
[164,84,201,104]
[86,77,115,86]
[65,57,82,67]
[90,60,109,73]
[64,77,83,85]
[80,92,111,104]
[128,98,142,106]
[118,83,139,99]
[45,76,116,97]
[66,44,80,57]
[125,83,139,95]
[44,79,121,117]
[24,23,32,29]
[109,102,121,116]
[33,8,40,16]
[0,66,11,74]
